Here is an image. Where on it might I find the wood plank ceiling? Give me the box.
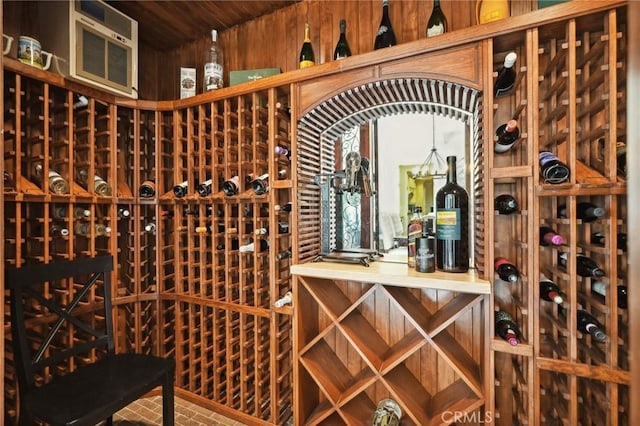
[107,0,300,50]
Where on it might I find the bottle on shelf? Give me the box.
[495,257,520,283]
[494,119,520,153]
[540,226,566,246]
[494,51,517,98]
[577,309,606,341]
[117,208,131,218]
[426,0,447,37]
[254,222,289,236]
[196,179,213,197]
[436,156,469,273]
[374,0,397,50]
[173,180,189,198]
[299,23,315,69]
[557,201,606,223]
[34,164,70,194]
[250,174,269,195]
[539,151,570,184]
[495,310,520,346]
[4,170,15,190]
[274,291,293,308]
[74,207,91,220]
[558,252,605,278]
[274,145,291,160]
[540,274,563,304]
[591,281,628,309]
[222,175,241,196]
[217,239,239,251]
[139,180,156,198]
[52,206,68,219]
[372,398,402,425]
[204,29,223,91]
[95,223,112,236]
[276,248,292,261]
[74,222,90,236]
[93,174,112,196]
[494,194,518,215]
[144,222,156,233]
[407,206,423,268]
[274,202,292,213]
[239,239,269,253]
[50,224,70,237]
[415,234,436,273]
[333,19,352,60]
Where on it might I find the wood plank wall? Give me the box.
[148,0,537,100]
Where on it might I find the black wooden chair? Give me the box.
[6,255,175,426]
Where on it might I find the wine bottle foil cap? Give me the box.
[592,268,605,278]
[504,52,517,67]
[506,119,517,131]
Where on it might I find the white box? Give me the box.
[180,67,196,99]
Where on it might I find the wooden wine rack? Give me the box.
[1,1,634,424]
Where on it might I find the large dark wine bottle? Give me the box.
[539,151,570,184]
[374,0,396,50]
[426,0,447,37]
[558,252,605,278]
[299,23,315,69]
[436,156,469,272]
[494,52,517,97]
[495,310,520,346]
[591,281,628,309]
[540,274,563,304]
[494,119,520,153]
[173,180,188,198]
[577,309,606,341]
[495,257,519,283]
[557,202,605,222]
[334,19,352,60]
[494,194,518,214]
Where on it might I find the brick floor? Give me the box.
[107,395,247,426]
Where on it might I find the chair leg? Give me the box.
[162,373,175,426]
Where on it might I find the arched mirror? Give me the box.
[297,78,484,270]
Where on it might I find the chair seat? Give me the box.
[24,353,175,426]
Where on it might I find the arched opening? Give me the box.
[296,78,486,272]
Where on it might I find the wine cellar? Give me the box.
[1,0,639,425]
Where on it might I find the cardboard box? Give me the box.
[180,67,196,99]
[229,68,281,86]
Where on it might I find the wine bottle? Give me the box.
[239,239,269,253]
[407,206,423,268]
[250,173,272,195]
[196,179,213,197]
[539,152,570,184]
[577,309,606,341]
[494,119,520,153]
[277,248,292,261]
[436,156,469,272]
[74,207,91,220]
[415,235,436,273]
[274,145,291,160]
[426,0,447,37]
[540,274,563,304]
[74,222,90,236]
[34,164,70,194]
[557,202,605,222]
[495,310,520,346]
[204,29,223,91]
[217,239,239,251]
[254,222,289,236]
[52,206,67,219]
[95,223,111,236]
[299,23,315,69]
[222,176,241,196]
[274,291,293,308]
[494,51,517,97]
[118,208,130,218]
[334,19,352,60]
[93,174,112,196]
[591,281,628,309]
[558,252,605,278]
[275,202,292,213]
[139,180,156,198]
[173,180,189,198]
[374,0,397,50]
[540,226,565,246]
[494,194,518,214]
[144,222,156,233]
[50,224,70,237]
[495,257,519,283]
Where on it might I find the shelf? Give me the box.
[291,262,491,294]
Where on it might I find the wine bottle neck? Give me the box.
[434,0,441,7]
[304,24,311,41]
[446,156,457,183]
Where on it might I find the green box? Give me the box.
[229,68,281,86]
[538,0,570,9]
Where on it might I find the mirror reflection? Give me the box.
[332,113,473,265]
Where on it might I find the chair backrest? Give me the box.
[5,255,115,394]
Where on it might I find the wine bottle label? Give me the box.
[427,23,445,37]
[204,63,223,79]
[300,60,314,69]
[494,83,514,98]
[436,208,461,240]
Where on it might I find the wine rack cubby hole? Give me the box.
[2,1,630,425]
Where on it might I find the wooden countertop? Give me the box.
[291,261,491,294]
